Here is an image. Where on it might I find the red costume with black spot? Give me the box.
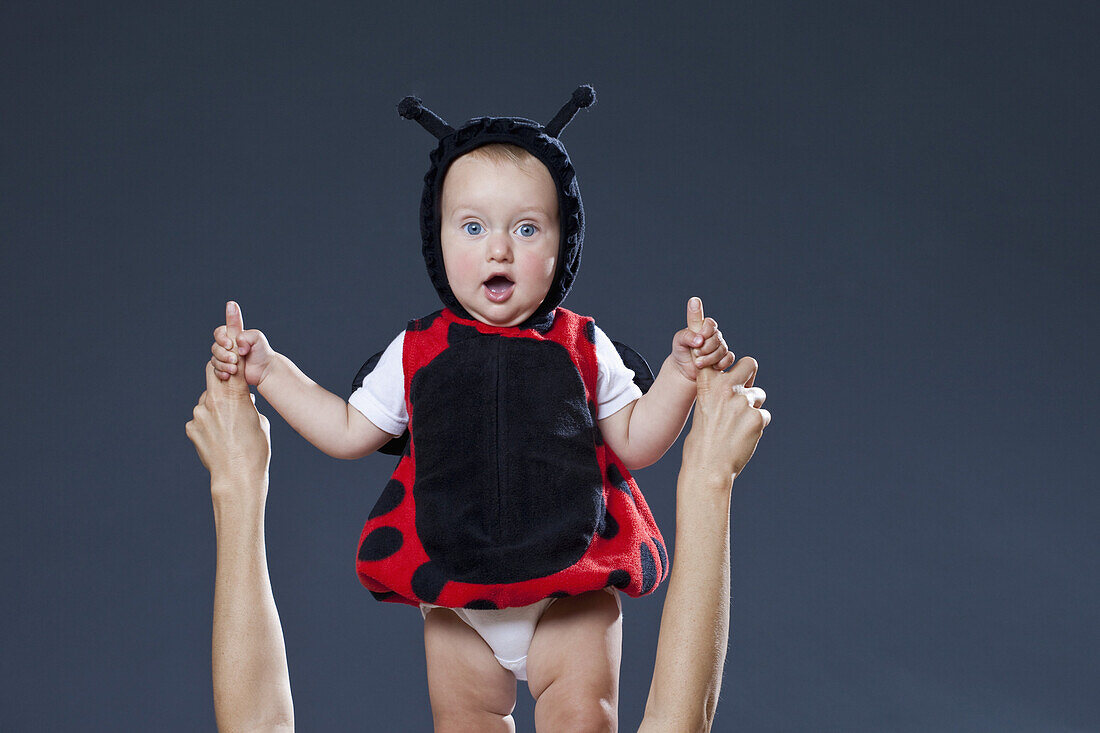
[356,306,667,609]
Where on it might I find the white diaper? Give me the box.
[420,588,622,681]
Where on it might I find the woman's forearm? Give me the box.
[257,353,362,459]
[640,468,733,732]
[211,478,294,732]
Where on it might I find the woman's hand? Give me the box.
[186,356,271,495]
[681,299,770,487]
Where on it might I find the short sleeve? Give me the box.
[592,324,643,419]
[348,331,408,436]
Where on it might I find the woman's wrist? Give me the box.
[211,472,269,518]
[676,455,735,503]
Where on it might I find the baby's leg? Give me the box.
[526,590,622,732]
[423,607,518,732]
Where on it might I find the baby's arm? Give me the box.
[598,298,732,471]
[256,353,395,460]
[209,301,397,460]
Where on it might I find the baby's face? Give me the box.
[439,152,560,327]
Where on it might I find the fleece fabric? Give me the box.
[355,307,668,609]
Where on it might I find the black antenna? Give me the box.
[544,85,596,138]
[397,96,455,140]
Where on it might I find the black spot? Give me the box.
[653,535,668,580]
[370,590,397,602]
[584,320,596,344]
[407,310,441,332]
[589,401,603,446]
[607,463,633,500]
[549,590,571,598]
[447,322,480,344]
[368,479,406,519]
[358,527,403,561]
[640,542,658,594]
[608,569,631,589]
[597,496,619,540]
[411,561,448,604]
[464,599,498,610]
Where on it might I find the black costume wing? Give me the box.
[611,341,654,394]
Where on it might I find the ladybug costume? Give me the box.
[352,86,668,609]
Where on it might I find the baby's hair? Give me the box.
[464,142,539,171]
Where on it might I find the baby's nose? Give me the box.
[486,232,513,261]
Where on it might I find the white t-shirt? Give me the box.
[349,322,643,437]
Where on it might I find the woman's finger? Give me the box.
[727,356,758,386]
[733,384,766,408]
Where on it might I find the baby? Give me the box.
[208,86,732,730]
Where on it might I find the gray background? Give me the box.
[2,1,1097,730]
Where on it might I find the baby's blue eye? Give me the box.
[463,222,483,236]
[517,224,536,237]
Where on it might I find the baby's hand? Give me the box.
[672,297,734,382]
[210,301,275,386]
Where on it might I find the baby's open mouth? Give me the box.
[483,275,515,302]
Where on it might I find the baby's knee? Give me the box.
[538,689,616,733]
[567,698,616,733]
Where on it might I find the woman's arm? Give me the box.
[187,362,295,731]
[638,461,732,732]
[211,479,295,732]
[639,346,769,732]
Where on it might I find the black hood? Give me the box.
[397,85,596,330]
